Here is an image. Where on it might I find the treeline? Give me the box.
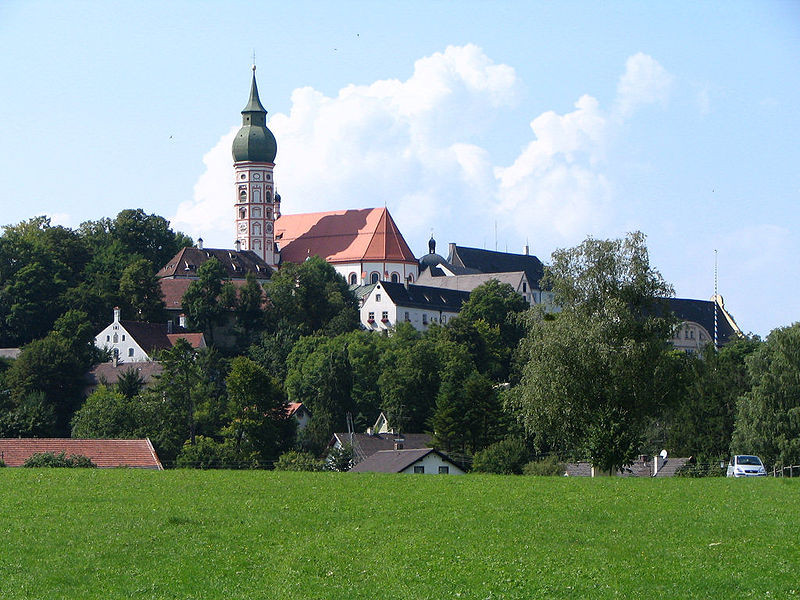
[1,214,798,471]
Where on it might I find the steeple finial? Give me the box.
[252,50,257,72]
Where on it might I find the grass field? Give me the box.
[0,470,798,599]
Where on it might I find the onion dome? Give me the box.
[232,67,277,163]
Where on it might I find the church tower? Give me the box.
[232,66,281,266]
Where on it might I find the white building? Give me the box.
[94,308,205,363]
[356,281,470,332]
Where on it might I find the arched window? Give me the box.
[391,272,399,283]
[252,206,262,218]
[265,190,271,202]
[266,208,272,220]
[349,273,357,285]
[239,207,247,219]
[252,222,262,236]
[128,348,134,357]
[253,189,261,203]
[239,189,247,202]
[370,272,380,284]
[407,274,414,283]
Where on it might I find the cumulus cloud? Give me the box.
[173,47,672,255]
[614,52,673,118]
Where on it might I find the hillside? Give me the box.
[1,470,797,599]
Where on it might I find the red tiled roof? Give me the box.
[167,333,206,349]
[160,278,262,311]
[286,402,308,417]
[0,439,162,469]
[275,207,417,265]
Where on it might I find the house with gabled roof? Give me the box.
[94,307,205,362]
[667,295,742,353]
[275,207,419,286]
[357,280,470,331]
[0,438,163,469]
[350,448,465,474]
[330,431,433,465]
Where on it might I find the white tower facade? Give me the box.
[232,66,281,266]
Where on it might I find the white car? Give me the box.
[726,455,767,477]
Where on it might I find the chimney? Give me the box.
[524,243,529,255]
[178,314,187,329]
[113,306,120,322]
[197,237,203,250]
[394,438,404,450]
[448,242,457,262]
[234,239,241,252]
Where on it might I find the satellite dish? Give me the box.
[660,449,668,460]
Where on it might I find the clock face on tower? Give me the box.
[238,222,247,233]
[266,223,273,233]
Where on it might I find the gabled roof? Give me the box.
[666,297,741,346]
[331,432,433,462]
[350,448,454,473]
[0,439,163,469]
[113,320,205,357]
[86,361,164,389]
[448,244,545,287]
[372,281,471,312]
[275,207,417,265]
[416,271,527,293]
[286,402,310,418]
[157,247,273,280]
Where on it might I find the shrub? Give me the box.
[0,458,5,467]
[676,461,726,478]
[176,437,244,469]
[326,443,353,472]
[23,451,97,468]
[471,437,530,475]
[274,451,325,472]
[523,455,565,476]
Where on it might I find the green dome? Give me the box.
[232,71,277,163]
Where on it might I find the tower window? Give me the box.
[239,207,247,219]
[239,190,247,202]
[266,208,272,220]
[253,189,261,203]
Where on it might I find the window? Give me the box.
[370,272,380,284]
[349,273,357,285]
[367,312,375,323]
[239,190,247,202]
[106,335,110,342]
[422,314,428,325]
[253,188,261,203]
[128,348,134,357]
[113,333,118,343]
[522,282,527,293]
[381,311,389,322]
[413,466,425,474]
[266,208,272,220]
[441,315,447,324]
[404,311,410,322]
[239,207,247,219]
[391,272,399,283]
[438,466,449,474]
[122,335,125,341]
[376,294,381,302]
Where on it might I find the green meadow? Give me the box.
[0,470,797,599]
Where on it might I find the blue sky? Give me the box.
[1,1,798,337]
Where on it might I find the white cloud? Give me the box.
[173,47,672,256]
[170,127,238,244]
[615,52,673,118]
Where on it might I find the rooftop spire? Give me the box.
[242,69,267,114]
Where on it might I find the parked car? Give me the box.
[726,455,767,477]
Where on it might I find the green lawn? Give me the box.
[0,470,797,599]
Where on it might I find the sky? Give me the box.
[1,1,798,337]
